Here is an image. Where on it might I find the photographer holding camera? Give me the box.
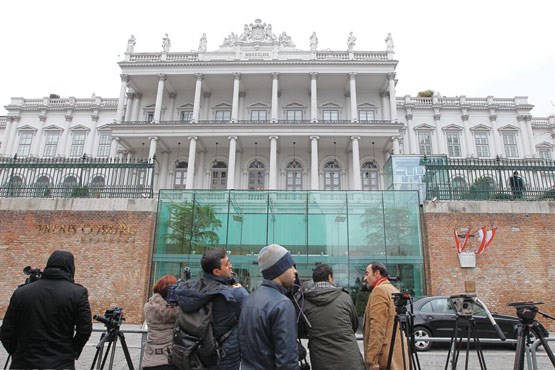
[0,250,92,370]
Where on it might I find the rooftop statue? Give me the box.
[198,33,207,52]
[126,35,136,54]
[310,32,318,51]
[279,32,295,48]
[162,33,171,53]
[385,32,394,52]
[222,32,238,47]
[347,31,356,51]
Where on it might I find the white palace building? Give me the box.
[1,19,554,194]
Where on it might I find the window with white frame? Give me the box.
[474,133,490,157]
[181,111,193,122]
[250,110,268,121]
[446,132,461,157]
[322,110,339,121]
[248,160,266,190]
[418,132,432,155]
[146,111,155,122]
[539,148,552,160]
[361,161,379,190]
[503,133,518,158]
[287,110,303,121]
[286,160,303,190]
[97,133,111,157]
[174,160,188,189]
[215,110,231,122]
[70,133,86,157]
[324,160,341,190]
[359,110,375,121]
[43,132,60,157]
[211,161,227,189]
[16,132,33,157]
[33,175,50,198]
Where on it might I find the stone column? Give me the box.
[124,92,134,122]
[227,136,237,189]
[310,136,319,190]
[231,72,241,122]
[192,73,203,123]
[115,74,129,123]
[159,151,170,189]
[148,136,158,160]
[487,115,499,156]
[86,116,98,156]
[168,92,177,121]
[110,137,120,158]
[154,74,166,123]
[387,72,398,122]
[525,116,535,157]
[269,136,278,189]
[380,92,389,120]
[131,93,142,121]
[405,113,416,154]
[351,136,362,190]
[239,92,246,121]
[271,73,279,122]
[434,113,443,155]
[349,73,358,122]
[197,150,206,189]
[186,136,197,189]
[392,136,400,154]
[202,92,211,120]
[310,73,318,122]
[32,116,46,156]
[3,117,20,156]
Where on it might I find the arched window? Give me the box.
[452,176,467,199]
[33,175,51,197]
[286,160,303,190]
[324,160,341,190]
[361,161,379,190]
[62,175,78,197]
[211,161,227,189]
[5,175,23,197]
[174,160,188,189]
[248,160,266,190]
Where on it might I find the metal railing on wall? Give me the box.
[422,155,555,201]
[0,155,155,199]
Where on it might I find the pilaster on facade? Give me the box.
[116,74,130,123]
[349,73,358,123]
[153,74,167,123]
[310,73,319,123]
[387,72,397,122]
[231,72,241,123]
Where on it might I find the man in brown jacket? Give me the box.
[362,262,409,370]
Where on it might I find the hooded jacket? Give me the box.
[303,284,365,370]
[175,273,248,370]
[0,250,92,370]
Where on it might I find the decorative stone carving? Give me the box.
[279,32,295,47]
[310,32,318,51]
[126,35,136,54]
[347,32,356,51]
[385,33,394,52]
[162,33,171,53]
[198,33,207,52]
[222,32,238,47]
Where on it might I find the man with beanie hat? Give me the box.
[238,244,299,370]
[0,250,92,370]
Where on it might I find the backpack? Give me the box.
[169,298,232,370]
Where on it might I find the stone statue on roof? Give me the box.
[279,32,295,48]
[162,33,171,53]
[310,32,318,51]
[347,32,356,51]
[126,35,136,54]
[239,24,250,42]
[222,32,238,47]
[385,33,394,52]
[198,33,207,52]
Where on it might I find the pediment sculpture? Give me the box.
[220,19,296,48]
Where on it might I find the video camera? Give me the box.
[392,290,413,307]
[508,301,543,324]
[166,284,179,307]
[23,266,42,285]
[449,294,476,317]
[93,307,125,329]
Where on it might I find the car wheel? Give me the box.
[413,327,433,351]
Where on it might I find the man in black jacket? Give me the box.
[0,250,92,370]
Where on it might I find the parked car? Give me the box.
[410,296,549,351]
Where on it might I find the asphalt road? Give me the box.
[1,324,554,369]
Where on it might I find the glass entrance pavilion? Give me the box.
[151,190,425,297]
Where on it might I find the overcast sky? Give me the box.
[1,0,553,116]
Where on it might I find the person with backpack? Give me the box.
[238,244,299,370]
[142,274,180,370]
[173,248,248,370]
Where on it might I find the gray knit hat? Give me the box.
[258,244,295,280]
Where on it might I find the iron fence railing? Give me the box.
[422,156,555,201]
[0,156,155,199]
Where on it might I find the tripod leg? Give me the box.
[99,339,114,370]
[90,333,107,370]
[117,332,136,370]
[445,318,460,370]
[470,321,487,370]
[513,325,526,370]
[387,316,399,370]
[532,326,555,367]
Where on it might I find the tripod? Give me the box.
[386,292,421,370]
[90,320,134,370]
[509,302,555,370]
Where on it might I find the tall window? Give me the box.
[211,161,227,189]
[359,110,375,121]
[70,133,86,157]
[322,110,339,122]
[215,110,231,122]
[324,160,341,190]
[174,161,188,189]
[250,110,267,121]
[286,160,303,190]
[181,111,193,122]
[475,133,490,157]
[43,132,59,157]
[146,111,154,122]
[539,148,552,160]
[287,110,303,121]
[418,132,432,155]
[16,133,33,157]
[361,161,379,190]
[62,176,78,197]
[446,133,461,157]
[503,133,518,158]
[7,175,23,197]
[33,175,50,198]
[248,160,266,190]
[97,133,111,157]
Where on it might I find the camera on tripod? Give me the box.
[23,265,42,284]
[449,294,476,317]
[507,301,543,324]
[93,307,125,329]
[392,291,413,307]
[166,284,179,307]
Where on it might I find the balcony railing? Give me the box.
[117,119,397,126]
[422,156,555,201]
[0,156,155,199]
